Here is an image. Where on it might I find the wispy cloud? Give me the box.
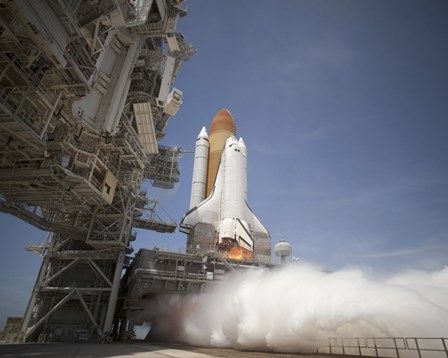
[358,240,448,259]
[360,247,435,259]
[252,142,273,155]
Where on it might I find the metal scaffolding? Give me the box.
[116,248,272,340]
[0,0,194,342]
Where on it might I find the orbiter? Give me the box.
[180,109,271,262]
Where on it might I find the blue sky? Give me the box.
[1,0,448,326]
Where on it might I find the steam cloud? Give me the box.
[139,264,448,353]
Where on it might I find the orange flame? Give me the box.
[224,246,253,261]
[217,238,254,261]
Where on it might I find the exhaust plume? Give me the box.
[139,264,448,353]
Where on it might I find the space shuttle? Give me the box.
[180,109,271,261]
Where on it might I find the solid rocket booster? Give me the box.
[239,137,247,200]
[181,109,270,258]
[189,127,209,209]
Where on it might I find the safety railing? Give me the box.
[319,337,448,358]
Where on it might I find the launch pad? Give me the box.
[116,247,273,340]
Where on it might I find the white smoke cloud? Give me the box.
[386,267,448,311]
[140,264,448,353]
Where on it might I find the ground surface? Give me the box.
[0,342,330,358]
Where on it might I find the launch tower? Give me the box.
[0,0,194,342]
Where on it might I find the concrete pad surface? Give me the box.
[0,342,329,358]
[0,343,217,358]
[0,342,326,358]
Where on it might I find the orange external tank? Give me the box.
[206,108,236,197]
